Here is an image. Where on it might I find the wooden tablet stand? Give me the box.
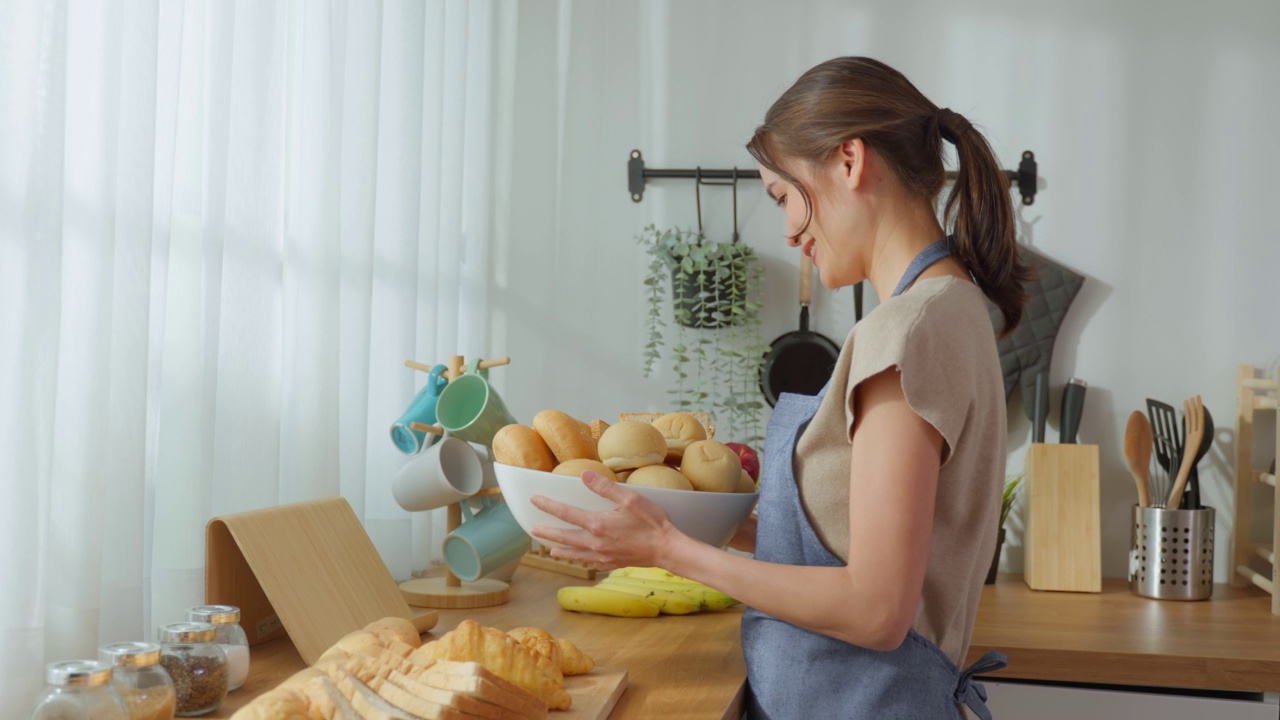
[397,354,516,609]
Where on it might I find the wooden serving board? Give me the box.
[562,666,628,720]
[206,496,438,665]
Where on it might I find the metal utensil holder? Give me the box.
[1130,505,1214,601]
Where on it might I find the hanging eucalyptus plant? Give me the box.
[637,224,767,445]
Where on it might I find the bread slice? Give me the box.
[305,675,361,720]
[331,667,492,720]
[386,670,540,720]
[408,662,547,720]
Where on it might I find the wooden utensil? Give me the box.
[1166,395,1204,510]
[1123,411,1153,507]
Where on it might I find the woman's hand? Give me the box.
[529,471,683,571]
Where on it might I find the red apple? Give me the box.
[724,442,760,482]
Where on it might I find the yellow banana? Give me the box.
[557,586,660,618]
[594,580,703,615]
[603,574,739,611]
[609,566,693,583]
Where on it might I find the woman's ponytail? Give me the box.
[937,108,1032,335]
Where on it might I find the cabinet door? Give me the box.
[983,682,1277,719]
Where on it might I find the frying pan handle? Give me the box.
[800,253,813,306]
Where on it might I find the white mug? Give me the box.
[392,437,484,512]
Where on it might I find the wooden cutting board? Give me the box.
[562,666,628,720]
[206,496,438,664]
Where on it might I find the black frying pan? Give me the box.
[760,254,841,406]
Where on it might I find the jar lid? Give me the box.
[46,661,113,687]
[158,622,217,644]
[186,604,241,625]
[99,641,162,668]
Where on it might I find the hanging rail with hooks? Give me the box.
[627,148,1039,206]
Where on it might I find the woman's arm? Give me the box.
[531,368,940,651]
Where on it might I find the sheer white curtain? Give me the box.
[0,0,506,709]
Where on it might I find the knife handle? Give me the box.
[1060,378,1087,444]
[1033,372,1049,443]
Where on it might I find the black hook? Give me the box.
[695,167,704,237]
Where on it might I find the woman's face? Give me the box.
[758,151,868,289]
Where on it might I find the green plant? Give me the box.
[637,225,767,445]
[999,472,1024,529]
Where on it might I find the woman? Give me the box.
[531,57,1028,719]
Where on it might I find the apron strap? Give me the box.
[953,650,1007,720]
[890,237,953,298]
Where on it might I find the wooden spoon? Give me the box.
[1166,395,1204,510]
[1124,411,1153,508]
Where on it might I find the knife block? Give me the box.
[1023,443,1102,593]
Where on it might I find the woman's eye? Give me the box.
[775,194,786,208]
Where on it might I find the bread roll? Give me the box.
[597,421,667,471]
[365,617,422,649]
[736,469,758,493]
[650,412,708,462]
[335,630,385,658]
[492,424,556,472]
[626,465,694,490]
[533,410,598,463]
[679,440,742,493]
[552,459,618,482]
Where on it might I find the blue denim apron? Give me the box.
[741,239,1007,719]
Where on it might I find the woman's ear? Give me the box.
[838,139,866,192]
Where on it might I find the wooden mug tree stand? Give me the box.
[397,354,517,610]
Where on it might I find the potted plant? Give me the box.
[986,472,1024,584]
[638,225,768,445]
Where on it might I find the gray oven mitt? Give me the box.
[986,247,1085,420]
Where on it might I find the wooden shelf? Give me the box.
[966,575,1280,692]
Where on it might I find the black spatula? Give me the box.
[1147,398,1182,506]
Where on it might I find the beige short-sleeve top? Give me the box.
[793,275,1007,664]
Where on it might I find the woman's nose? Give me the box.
[786,234,802,248]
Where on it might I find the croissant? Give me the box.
[505,627,595,676]
[411,620,571,710]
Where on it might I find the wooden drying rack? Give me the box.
[1231,364,1280,613]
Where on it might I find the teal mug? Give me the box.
[443,497,529,582]
[390,364,449,455]
[435,359,517,447]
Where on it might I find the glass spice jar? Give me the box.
[29,661,128,720]
[98,642,177,720]
[157,622,228,716]
[184,605,249,691]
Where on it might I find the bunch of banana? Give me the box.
[556,567,739,618]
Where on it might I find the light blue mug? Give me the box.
[443,497,530,582]
[390,364,449,455]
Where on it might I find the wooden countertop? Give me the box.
[965,574,1280,692]
[210,566,746,719]
[212,569,1280,718]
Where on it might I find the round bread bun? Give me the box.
[736,469,758,494]
[492,424,556,471]
[533,410,599,463]
[626,465,694,491]
[679,440,742,493]
[597,421,668,471]
[364,616,421,649]
[651,412,708,461]
[553,459,618,482]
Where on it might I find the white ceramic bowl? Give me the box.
[494,463,759,549]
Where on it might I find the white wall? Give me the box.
[489,0,1280,581]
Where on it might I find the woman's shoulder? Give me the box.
[852,276,990,350]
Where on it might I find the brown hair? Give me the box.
[747,56,1031,334]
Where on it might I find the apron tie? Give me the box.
[953,651,1007,720]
